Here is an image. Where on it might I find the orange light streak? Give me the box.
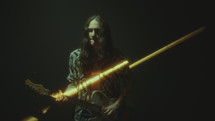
[129,26,205,69]
[51,26,205,99]
[51,60,129,98]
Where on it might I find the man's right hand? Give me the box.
[51,90,69,101]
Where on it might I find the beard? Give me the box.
[80,37,107,75]
[90,37,107,59]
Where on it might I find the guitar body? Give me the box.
[91,90,116,109]
[80,90,118,121]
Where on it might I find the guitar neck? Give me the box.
[25,79,102,113]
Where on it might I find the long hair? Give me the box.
[79,15,131,99]
[80,15,114,75]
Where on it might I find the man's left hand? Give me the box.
[103,101,120,115]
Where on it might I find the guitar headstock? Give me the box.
[25,79,50,96]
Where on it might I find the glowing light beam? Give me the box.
[51,26,205,99]
[51,60,129,98]
[129,26,205,69]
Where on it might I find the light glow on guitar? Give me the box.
[51,60,129,98]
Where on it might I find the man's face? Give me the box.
[88,19,102,46]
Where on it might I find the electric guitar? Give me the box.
[25,79,117,116]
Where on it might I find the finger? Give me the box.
[103,107,107,110]
[104,109,108,114]
[103,106,108,110]
[62,98,67,101]
[107,109,113,115]
[104,108,110,114]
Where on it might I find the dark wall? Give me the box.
[2,0,211,121]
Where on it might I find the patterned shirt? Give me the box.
[66,48,131,121]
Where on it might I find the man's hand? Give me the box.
[52,90,69,101]
[103,101,120,115]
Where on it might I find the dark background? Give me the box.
[2,0,211,121]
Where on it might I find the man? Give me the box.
[59,15,131,121]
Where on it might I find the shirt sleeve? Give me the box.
[67,49,83,82]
